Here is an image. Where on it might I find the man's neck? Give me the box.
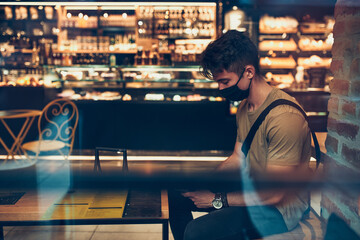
[247,77,273,112]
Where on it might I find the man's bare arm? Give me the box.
[216,141,243,171]
[217,142,297,206]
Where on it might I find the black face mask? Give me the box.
[219,69,251,101]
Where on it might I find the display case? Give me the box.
[45,65,223,102]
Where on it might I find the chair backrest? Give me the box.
[38,98,79,156]
[94,147,128,173]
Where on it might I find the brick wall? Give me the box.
[321,0,360,235]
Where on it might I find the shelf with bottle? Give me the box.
[136,5,216,40]
[54,50,137,54]
[60,11,136,29]
[58,33,137,53]
[1,18,58,23]
[1,5,57,22]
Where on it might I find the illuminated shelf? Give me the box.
[259,39,297,52]
[297,57,332,69]
[259,28,298,34]
[260,57,297,69]
[54,50,137,54]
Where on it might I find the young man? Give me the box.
[169,30,311,240]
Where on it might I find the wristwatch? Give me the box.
[212,193,229,209]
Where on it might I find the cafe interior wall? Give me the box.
[322,0,360,235]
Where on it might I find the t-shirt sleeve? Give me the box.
[266,111,309,166]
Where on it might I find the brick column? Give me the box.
[321,0,360,234]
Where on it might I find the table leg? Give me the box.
[14,116,36,155]
[1,117,30,160]
[162,221,169,240]
[0,225,4,240]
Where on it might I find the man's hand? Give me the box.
[182,190,214,208]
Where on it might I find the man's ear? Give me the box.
[244,65,255,80]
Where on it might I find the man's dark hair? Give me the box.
[200,30,260,80]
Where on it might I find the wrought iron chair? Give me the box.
[22,98,79,161]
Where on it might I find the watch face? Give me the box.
[212,199,223,209]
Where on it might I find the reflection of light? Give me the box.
[66,13,72,18]
[227,9,245,30]
[326,33,334,45]
[52,28,60,34]
[138,20,143,26]
[0,155,227,161]
[38,6,43,10]
[103,13,109,18]
[84,15,88,20]
[122,13,127,18]
[78,13,83,18]
[1,2,216,7]
[191,28,199,35]
[282,33,287,39]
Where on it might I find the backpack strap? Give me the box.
[241,99,321,169]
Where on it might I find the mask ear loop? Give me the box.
[247,77,253,90]
[234,68,246,87]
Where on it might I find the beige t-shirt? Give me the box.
[236,88,311,230]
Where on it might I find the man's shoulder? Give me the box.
[272,88,296,102]
[270,89,305,117]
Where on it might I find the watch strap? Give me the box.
[221,192,229,207]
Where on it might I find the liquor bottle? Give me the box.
[39,41,46,65]
[47,44,53,65]
[110,54,116,66]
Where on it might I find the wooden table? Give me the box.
[0,189,169,240]
[0,110,41,166]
